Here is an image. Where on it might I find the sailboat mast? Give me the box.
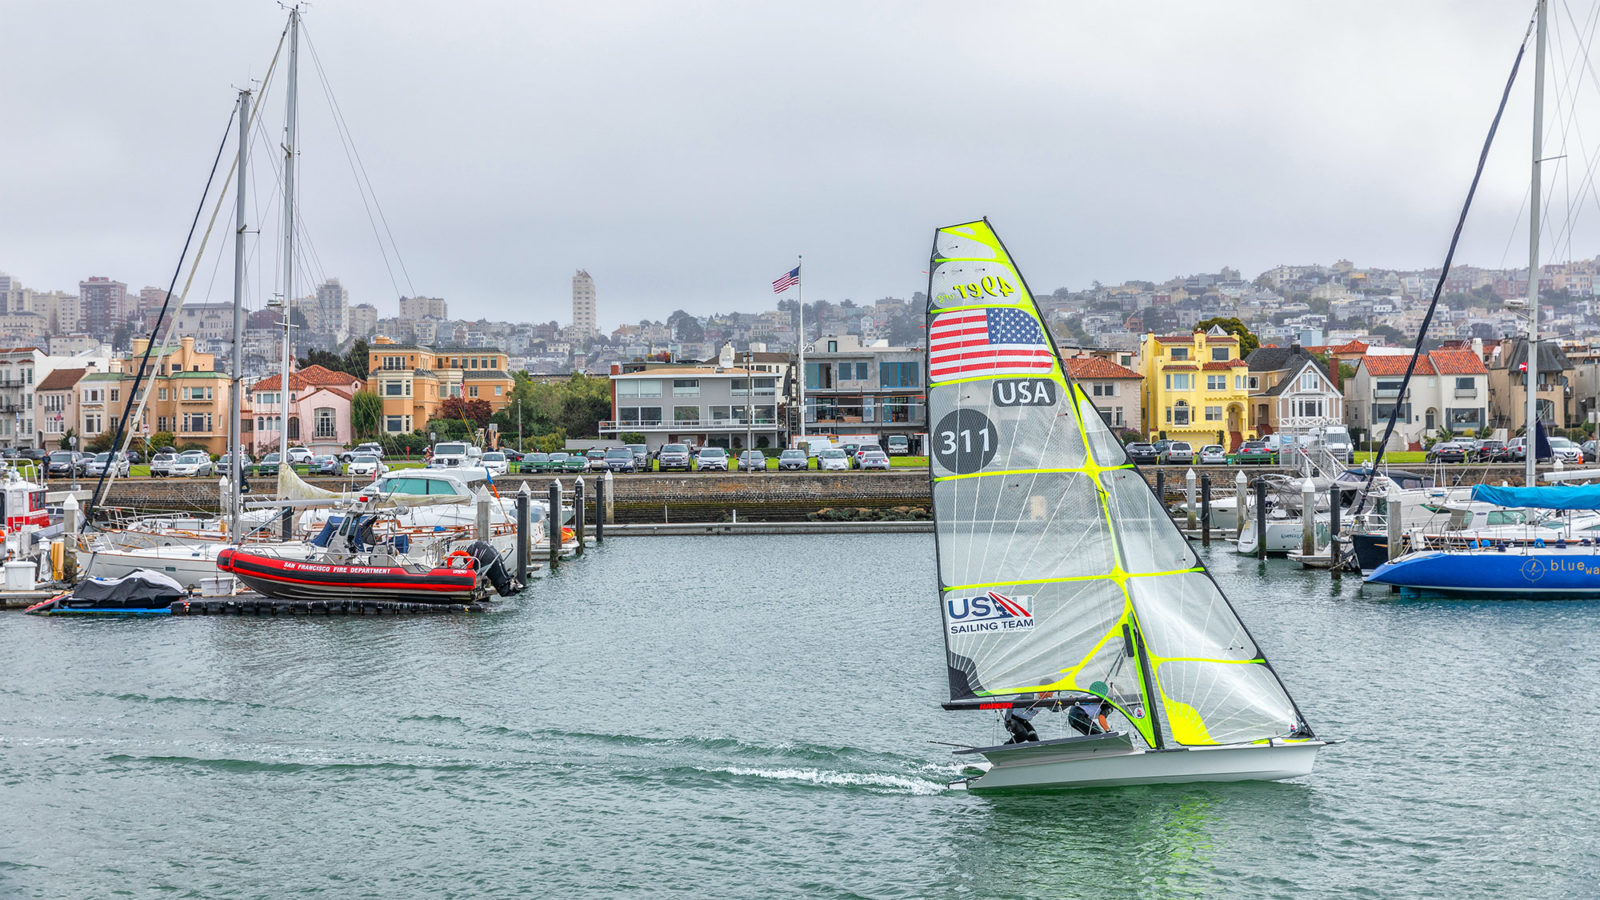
[279,6,300,467]
[230,87,250,539]
[1526,0,1546,488]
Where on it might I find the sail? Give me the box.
[927,219,1307,748]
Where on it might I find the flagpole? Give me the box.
[796,255,807,442]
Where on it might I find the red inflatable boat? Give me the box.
[216,547,481,604]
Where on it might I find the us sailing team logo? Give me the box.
[946,591,1035,635]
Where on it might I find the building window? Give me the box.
[495,386,503,396]
[674,406,699,423]
[469,386,479,398]
[1092,382,1115,397]
[158,388,168,401]
[1165,373,1192,391]
[1170,348,1189,361]
[314,407,336,439]
[1447,407,1484,429]
[1169,402,1190,426]
[1235,375,1246,390]
[1211,347,1229,362]
[828,341,837,353]
[384,381,405,396]
[1206,375,1226,391]
[110,389,120,402]
[880,362,919,388]
[672,379,700,397]
[1300,371,1320,391]
[1205,405,1223,421]
[386,415,407,433]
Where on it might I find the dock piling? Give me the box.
[549,479,562,571]
[574,477,586,556]
[1255,478,1268,561]
[595,472,606,544]
[1200,474,1211,547]
[1301,478,1316,557]
[516,482,530,582]
[1235,470,1247,541]
[1185,468,1197,531]
[1329,480,1342,577]
[1387,493,1404,562]
[475,488,491,542]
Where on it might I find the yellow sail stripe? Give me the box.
[941,566,1204,594]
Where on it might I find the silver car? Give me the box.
[169,451,214,477]
[859,449,891,471]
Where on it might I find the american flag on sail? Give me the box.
[929,307,1055,382]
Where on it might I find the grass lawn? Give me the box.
[1354,451,1426,464]
[890,456,928,468]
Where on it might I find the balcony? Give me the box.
[599,419,779,433]
[1454,388,1477,398]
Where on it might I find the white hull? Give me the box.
[957,733,1325,791]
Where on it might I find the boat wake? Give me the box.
[690,764,947,796]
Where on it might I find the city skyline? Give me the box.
[5,2,1597,327]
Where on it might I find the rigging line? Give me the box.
[91,26,290,521]
[304,30,403,303]
[302,24,417,298]
[82,101,237,527]
[1551,0,1600,257]
[1354,11,1534,516]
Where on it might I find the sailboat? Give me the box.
[926,219,1328,790]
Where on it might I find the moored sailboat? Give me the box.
[925,219,1328,790]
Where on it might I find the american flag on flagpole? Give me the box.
[772,267,800,293]
[929,307,1055,382]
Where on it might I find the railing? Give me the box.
[599,418,778,432]
[1454,389,1478,398]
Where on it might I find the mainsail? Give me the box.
[927,219,1310,748]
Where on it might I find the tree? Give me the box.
[351,390,383,439]
[1194,317,1260,356]
[58,427,76,451]
[148,430,176,453]
[86,429,117,453]
[440,396,493,427]
[297,338,370,380]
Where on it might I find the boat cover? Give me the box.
[1472,483,1600,510]
[70,570,186,608]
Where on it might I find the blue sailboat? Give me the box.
[1366,484,1600,597]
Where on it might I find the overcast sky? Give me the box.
[5,1,1598,329]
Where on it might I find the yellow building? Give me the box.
[1138,327,1252,446]
[367,337,514,435]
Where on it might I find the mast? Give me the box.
[796,256,806,441]
[279,5,300,468]
[230,87,250,538]
[1526,0,1546,487]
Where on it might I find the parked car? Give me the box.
[216,451,252,475]
[696,447,729,472]
[852,446,880,469]
[255,452,281,476]
[1197,444,1227,465]
[1477,439,1511,462]
[1548,436,1585,465]
[46,450,85,478]
[1150,439,1173,460]
[1425,441,1467,464]
[85,451,131,477]
[657,443,694,472]
[1158,441,1194,465]
[523,452,552,472]
[149,452,178,477]
[348,453,387,478]
[627,444,649,469]
[886,434,911,456]
[479,451,510,476]
[584,448,608,470]
[340,442,385,463]
[778,448,809,471]
[169,450,214,477]
[558,453,588,472]
[1234,440,1276,464]
[548,451,572,470]
[1126,443,1159,466]
[817,448,850,471]
[285,447,313,465]
[308,455,342,476]
[806,438,835,458]
[1583,440,1600,463]
[736,450,767,472]
[1507,437,1528,461]
[601,447,637,473]
[859,449,891,471]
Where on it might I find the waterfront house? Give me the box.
[1347,349,1490,449]
[601,363,782,452]
[248,364,365,455]
[34,366,86,448]
[1487,337,1573,432]
[802,334,926,448]
[366,337,514,435]
[1063,356,1142,433]
[1137,327,1252,446]
[1244,344,1344,441]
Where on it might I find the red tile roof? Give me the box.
[37,367,86,391]
[1064,357,1140,379]
[1154,334,1237,343]
[1163,364,1198,371]
[1202,360,1248,370]
[1333,339,1369,354]
[1428,348,1488,375]
[251,364,364,393]
[1358,350,1487,377]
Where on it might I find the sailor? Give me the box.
[1068,699,1112,736]
[1002,707,1039,744]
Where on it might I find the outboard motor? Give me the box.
[464,540,517,596]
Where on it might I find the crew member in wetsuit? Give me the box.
[1002,707,1039,744]
[1068,699,1112,736]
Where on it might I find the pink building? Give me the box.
[248,364,365,455]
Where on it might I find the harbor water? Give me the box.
[3,534,1598,897]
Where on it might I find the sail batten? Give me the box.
[928,219,1312,750]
